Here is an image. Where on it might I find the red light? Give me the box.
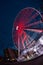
[16,23,24,35]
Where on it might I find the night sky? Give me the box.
[0,0,42,56]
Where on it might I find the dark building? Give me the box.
[0,56,4,62]
[4,48,18,62]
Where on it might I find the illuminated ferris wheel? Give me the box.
[12,7,43,61]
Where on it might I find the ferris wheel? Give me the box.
[12,7,43,61]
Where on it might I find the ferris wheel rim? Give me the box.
[12,7,42,49]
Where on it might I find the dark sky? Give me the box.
[0,0,42,56]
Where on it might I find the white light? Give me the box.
[16,26,19,30]
[27,56,29,59]
[39,36,43,45]
[34,47,37,52]
[8,58,9,60]
[23,50,27,54]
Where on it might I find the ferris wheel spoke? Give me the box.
[25,12,39,25]
[20,31,31,49]
[31,12,39,19]
[23,31,31,40]
[20,8,34,22]
[20,31,36,49]
[24,29,43,33]
[23,31,33,46]
[20,36,26,49]
[20,31,27,49]
[18,35,22,56]
[24,20,41,28]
